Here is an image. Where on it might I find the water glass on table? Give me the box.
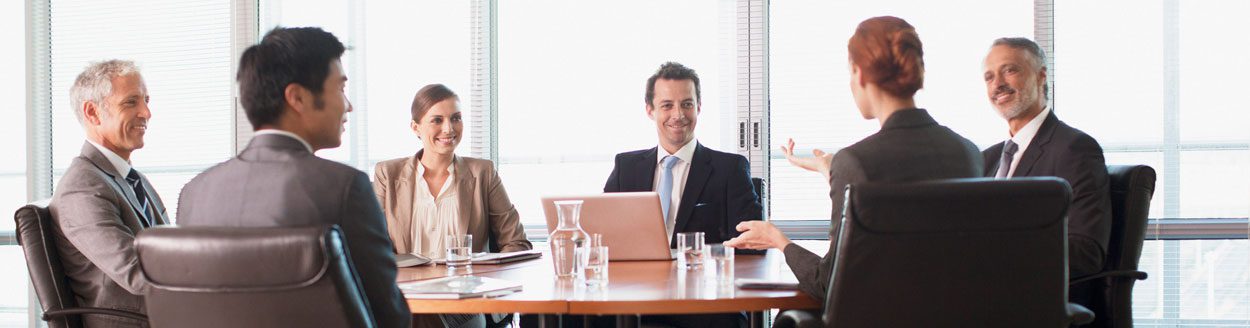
[581,233,609,287]
[676,232,705,270]
[709,243,734,285]
[445,233,473,271]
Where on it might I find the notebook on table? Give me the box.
[399,276,522,299]
[395,253,433,267]
[431,249,544,265]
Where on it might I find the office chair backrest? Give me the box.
[1100,165,1156,327]
[136,225,376,328]
[14,203,82,328]
[751,177,765,200]
[826,177,1072,327]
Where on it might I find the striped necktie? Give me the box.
[125,169,153,228]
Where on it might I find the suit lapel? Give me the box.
[455,156,475,237]
[673,144,712,236]
[983,143,1003,177]
[634,148,658,192]
[388,155,418,252]
[81,143,148,229]
[1014,111,1059,177]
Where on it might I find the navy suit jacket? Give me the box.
[604,143,763,247]
[983,111,1112,278]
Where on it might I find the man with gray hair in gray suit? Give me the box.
[176,27,411,328]
[50,59,169,328]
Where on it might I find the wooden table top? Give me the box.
[397,249,820,314]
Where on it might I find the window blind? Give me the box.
[48,0,235,220]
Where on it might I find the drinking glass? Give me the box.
[709,243,734,285]
[583,246,609,287]
[445,233,473,271]
[676,232,705,269]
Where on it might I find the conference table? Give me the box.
[396,248,820,328]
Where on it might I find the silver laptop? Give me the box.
[541,192,673,261]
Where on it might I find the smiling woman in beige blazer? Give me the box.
[373,84,531,257]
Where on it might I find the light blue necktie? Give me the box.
[658,155,680,227]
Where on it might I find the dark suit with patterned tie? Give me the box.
[50,142,169,328]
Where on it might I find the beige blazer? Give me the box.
[373,151,532,255]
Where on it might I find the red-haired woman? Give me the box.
[725,16,983,303]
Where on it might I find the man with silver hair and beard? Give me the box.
[49,59,169,327]
[981,37,1112,309]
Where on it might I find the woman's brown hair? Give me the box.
[410,84,459,122]
[848,16,925,99]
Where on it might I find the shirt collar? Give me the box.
[657,139,698,165]
[1010,106,1051,151]
[254,129,314,153]
[86,139,132,176]
[415,156,457,177]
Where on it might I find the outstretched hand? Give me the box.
[724,220,791,250]
[781,138,832,179]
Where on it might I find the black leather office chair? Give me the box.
[1070,165,1155,328]
[14,203,149,328]
[774,178,1094,327]
[751,177,766,200]
[135,225,376,328]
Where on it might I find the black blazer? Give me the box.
[604,143,763,246]
[783,108,983,303]
[983,111,1111,278]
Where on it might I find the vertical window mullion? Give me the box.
[739,0,769,215]
[470,0,498,164]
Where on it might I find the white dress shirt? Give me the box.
[410,159,460,259]
[1002,106,1051,178]
[86,140,132,175]
[653,139,697,238]
[253,129,315,153]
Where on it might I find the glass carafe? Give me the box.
[549,200,590,279]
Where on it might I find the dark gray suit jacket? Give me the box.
[50,142,169,328]
[983,111,1111,278]
[783,109,983,303]
[604,143,763,246]
[177,134,411,328]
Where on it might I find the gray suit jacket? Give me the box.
[176,134,411,328]
[782,109,983,303]
[50,142,169,328]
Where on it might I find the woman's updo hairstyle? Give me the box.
[411,83,459,122]
[848,16,925,98]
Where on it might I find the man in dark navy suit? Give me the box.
[981,37,1112,309]
[603,62,762,328]
[604,62,763,247]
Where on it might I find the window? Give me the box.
[1056,0,1250,324]
[0,0,27,324]
[48,0,235,220]
[767,0,1034,221]
[496,0,739,225]
[260,0,476,171]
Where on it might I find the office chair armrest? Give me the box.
[1070,270,1148,285]
[1066,302,1094,326]
[43,307,149,322]
[772,310,822,328]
